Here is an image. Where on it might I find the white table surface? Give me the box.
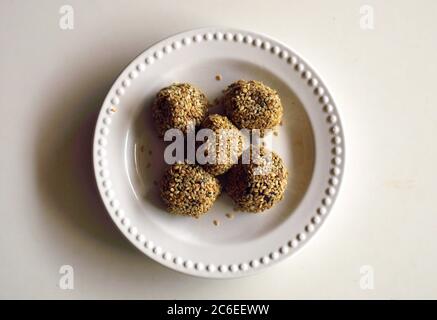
[1,0,436,299]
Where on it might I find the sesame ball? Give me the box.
[226,148,288,213]
[152,83,209,137]
[199,114,244,176]
[223,80,283,135]
[160,163,221,217]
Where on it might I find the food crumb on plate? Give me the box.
[213,219,220,226]
[225,213,234,219]
[215,74,222,81]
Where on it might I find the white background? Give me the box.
[1,0,436,299]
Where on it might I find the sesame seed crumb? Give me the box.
[225,213,234,219]
[213,219,220,226]
[215,74,222,81]
[110,106,117,113]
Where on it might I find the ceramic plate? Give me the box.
[93,28,345,278]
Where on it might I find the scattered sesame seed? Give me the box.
[225,213,234,219]
[215,74,222,81]
[213,219,220,226]
[110,106,117,113]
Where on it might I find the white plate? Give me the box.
[93,28,345,278]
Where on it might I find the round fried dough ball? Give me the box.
[160,163,221,217]
[199,114,244,176]
[223,80,283,135]
[152,83,209,137]
[226,148,288,213]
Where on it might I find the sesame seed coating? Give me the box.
[226,148,288,213]
[152,83,209,137]
[223,80,283,135]
[200,114,244,176]
[160,163,221,217]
